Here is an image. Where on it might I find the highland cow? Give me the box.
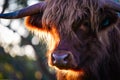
[0,0,120,80]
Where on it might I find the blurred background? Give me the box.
[0,0,56,80]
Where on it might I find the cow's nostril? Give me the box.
[52,54,56,64]
[63,54,70,62]
[52,52,71,67]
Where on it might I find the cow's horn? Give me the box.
[0,1,46,19]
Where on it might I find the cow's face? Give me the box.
[42,0,118,72]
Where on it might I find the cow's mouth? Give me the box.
[52,60,77,70]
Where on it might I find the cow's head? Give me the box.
[0,0,120,77]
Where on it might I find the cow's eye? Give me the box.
[84,22,89,27]
[83,20,90,27]
[102,18,110,27]
[99,18,112,30]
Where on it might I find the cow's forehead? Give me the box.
[44,0,101,24]
[42,0,113,35]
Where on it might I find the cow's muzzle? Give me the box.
[51,50,77,69]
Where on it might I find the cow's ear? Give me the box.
[25,13,44,32]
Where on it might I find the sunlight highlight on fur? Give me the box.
[25,17,60,67]
[56,68,85,80]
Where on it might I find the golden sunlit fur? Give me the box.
[25,16,60,67]
[56,69,85,80]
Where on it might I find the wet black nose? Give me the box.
[52,52,71,68]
